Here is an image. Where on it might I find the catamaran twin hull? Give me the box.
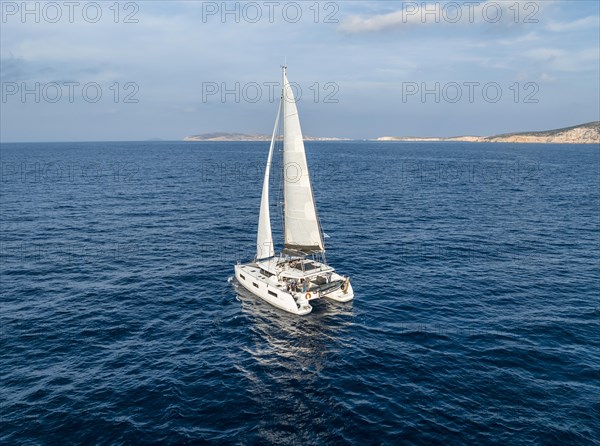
[235,259,353,315]
[234,66,354,315]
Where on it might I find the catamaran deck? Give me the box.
[235,256,353,315]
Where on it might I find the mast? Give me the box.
[282,65,286,251]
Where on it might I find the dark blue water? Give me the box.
[1,141,599,445]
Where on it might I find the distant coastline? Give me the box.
[373,121,600,144]
[183,132,350,142]
[184,122,600,144]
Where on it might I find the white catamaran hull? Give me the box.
[324,277,354,303]
[235,264,313,315]
[235,261,354,315]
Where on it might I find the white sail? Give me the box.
[256,96,281,259]
[282,68,324,253]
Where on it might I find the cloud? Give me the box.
[340,9,408,33]
[0,56,28,81]
[494,31,541,46]
[546,16,599,32]
[338,1,548,33]
[539,73,557,83]
[526,47,599,72]
[0,55,56,82]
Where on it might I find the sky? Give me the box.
[1,0,599,141]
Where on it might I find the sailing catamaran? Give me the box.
[234,66,354,315]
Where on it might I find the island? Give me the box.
[183,122,600,144]
[183,132,350,142]
[373,121,600,144]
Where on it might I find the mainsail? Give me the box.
[282,67,324,253]
[256,96,281,259]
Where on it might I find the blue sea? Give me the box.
[1,141,599,445]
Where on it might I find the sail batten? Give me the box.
[256,96,281,259]
[282,68,324,253]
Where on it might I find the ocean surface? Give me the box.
[1,141,599,445]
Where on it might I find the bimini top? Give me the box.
[257,258,333,280]
[281,247,321,257]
